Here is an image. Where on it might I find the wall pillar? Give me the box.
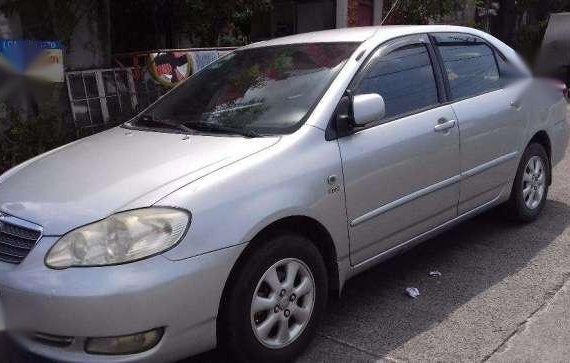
[373,0,384,25]
[336,0,348,28]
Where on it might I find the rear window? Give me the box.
[495,50,528,84]
[433,33,501,100]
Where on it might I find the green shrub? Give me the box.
[0,109,76,175]
[514,22,548,68]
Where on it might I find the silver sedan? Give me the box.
[0,25,568,362]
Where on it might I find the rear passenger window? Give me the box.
[433,33,500,100]
[495,50,527,85]
[355,44,439,120]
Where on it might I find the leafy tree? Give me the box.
[1,0,269,53]
[111,0,270,52]
[0,103,75,175]
[383,0,465,24]
[0,0,101,48]
[487,0,570,62]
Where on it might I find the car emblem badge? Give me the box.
[327,175,340,194]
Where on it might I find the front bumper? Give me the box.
[0,236,246,363]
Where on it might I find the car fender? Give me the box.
[157,125,350,264]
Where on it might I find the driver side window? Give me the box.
[355,43,439,121]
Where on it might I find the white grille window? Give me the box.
[66,68,139,130]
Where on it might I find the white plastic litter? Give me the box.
[405,287,420,298]
[429,271,442,277]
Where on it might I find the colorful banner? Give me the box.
[0,40,64,82]
[148,51,193,87]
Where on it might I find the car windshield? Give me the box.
[127,42,359,136]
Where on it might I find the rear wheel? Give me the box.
[219,233,327,362]
[505,143,550,222]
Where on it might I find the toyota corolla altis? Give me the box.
[0,25,568,362]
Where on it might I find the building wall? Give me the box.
[347,0,358,26]
[341,0,383,28]
[0,5,21,39]
[297,1,336,33]
[66,12,107,70]
[251,0,337,41]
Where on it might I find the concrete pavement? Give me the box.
[2,116,570,362]
[487,277,570,362]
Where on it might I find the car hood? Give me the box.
[0,127,279,235]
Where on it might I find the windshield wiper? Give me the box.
[137,115,194,134]
[183,122,262,138]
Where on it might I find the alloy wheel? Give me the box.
[250,258,315,349]
[522,155,546,210]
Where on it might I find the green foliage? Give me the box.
[111,0,271,51]
[0,110,76,175]
[0,0,98,47]
[385,0,464,24]
[514,21,549,67]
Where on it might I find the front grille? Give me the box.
[0,216,42,264]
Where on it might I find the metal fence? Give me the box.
[66,47,235,133]
[66,67,165,132]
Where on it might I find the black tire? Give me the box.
[218,233,328,363]
[505,143,550,223]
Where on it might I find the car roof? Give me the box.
[242,26,383,48]
[242,25,485,49]
[241,25,530,76]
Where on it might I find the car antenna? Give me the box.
[381,0,402,25]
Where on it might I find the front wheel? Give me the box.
[505,143,550,222]
[219,233,328,362]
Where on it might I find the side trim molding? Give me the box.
[349,191,505,275]
[350,174,461,227]
[349,151,518,228]
[462,151,518,178]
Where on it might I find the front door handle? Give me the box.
[434,119,456,132]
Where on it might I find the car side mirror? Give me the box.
[352,93,385,126]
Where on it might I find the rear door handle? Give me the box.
[434,119,456,132]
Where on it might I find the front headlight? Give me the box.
[46,208,190,269]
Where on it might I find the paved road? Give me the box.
[2,116,570,362]
[487,277,570,362]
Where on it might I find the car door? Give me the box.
[337,34,461,265]
[432,33,527,214]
